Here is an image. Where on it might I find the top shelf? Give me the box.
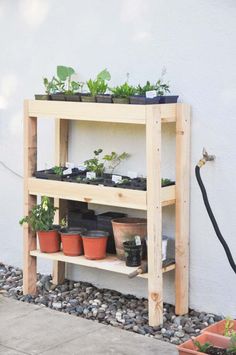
[26,100,178,125]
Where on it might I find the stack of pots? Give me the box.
[111,218,147,266]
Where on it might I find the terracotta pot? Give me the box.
[37,230,60,253]
[81,230,108,260]
[111,218,147,260]
[60,228,86,256]
[202,319,236,339]
[177,332,230,355]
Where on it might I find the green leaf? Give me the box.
[57,66,75,81]
[97,68,111,81]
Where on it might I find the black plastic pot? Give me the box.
[81,94,96,102]
[112,97,129,104]
[96,94,113,103]
[65,94,81,102]
[51,93,65,101]
[123,240,142,267]
[97,212,127,254]
[35,94,51,101]
[129,95,179,105]
[159,95,179,103]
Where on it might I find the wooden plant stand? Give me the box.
[23,100,190,326]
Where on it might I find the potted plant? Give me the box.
[110,81,136,104]
[81,230,109,260]
[177,332,236,354]
[51,65,82,101]
[35,77,58,101]
[81,68,111,103]
[203,318,236,339]
[103,151,130,174]
[84,148,105,184]
[19,196,60,253]
[35,165,79,181]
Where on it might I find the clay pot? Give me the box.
[177,332,230,355]
[37,230,60,253]
[81,230,108,260]
[111,218,147,260]
[202,319,236,339]
[60,228,86,256]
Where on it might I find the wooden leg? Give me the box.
[175,104,190,314]
[146,106,163,326]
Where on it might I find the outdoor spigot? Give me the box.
[197,148,216,168]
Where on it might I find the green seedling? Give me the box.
[56,65,82,95]
[87,68,111,96]
[103,151,130,174]
[224,318,236,337]
[52,166,63,176]
[193,340,212,353]
[84,149,105,177]
[110,82,136,98]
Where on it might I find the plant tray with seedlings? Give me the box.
[35,66,178,105]
[35,167,85,181]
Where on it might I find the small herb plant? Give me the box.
[19,196,57,231]
[43,77,58,95]
[193,340,212,353]
[84,149,105,177]
[228,334,236,353]
[161,178,172,186]
[52,166,64,176]
[103,151,130,174]
[86,69,111,97]
[136,79,170,96]
[110,82,136,98]
[136,81,157,95]
[56,65,82,95]
[224,318,236,337]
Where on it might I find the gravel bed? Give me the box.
[0,262,223,345]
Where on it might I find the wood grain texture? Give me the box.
[146,105,163,326]
[23,101,37,294]
[175,103,190,315]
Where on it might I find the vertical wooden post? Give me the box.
[52,118,69,285]
[146,105,163,326]
[175,103,190,315]
[23,101,37,294]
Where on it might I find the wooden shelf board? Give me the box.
[26,100,176,124]
[28,178,176,210]
[29,250,175,277]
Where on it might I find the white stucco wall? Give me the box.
[0,0,236,316]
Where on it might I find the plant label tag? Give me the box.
[86,172,96,180]
[63,168,72,175]
[112,175,122,183]
[146,90,157,98]
[134,235,141,246]
[65,162,75,169]
[78,165,87,171]
[127,171,138,179]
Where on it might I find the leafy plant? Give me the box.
[43,77,58,95]
[103,151,130,174]
[110,82,136,98]
[156,78,170,95]
[52,166,63,176]
[161,178,172,186]
[87,68,111,96]
[228,334,236,353]
[19,196,57,232]
[56,65,82,95]
[193,340,212,353]
[224,318,236,337]
[84,149,105,177]
[136,81,157,95]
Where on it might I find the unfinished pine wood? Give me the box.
[27,100,176,124]
[27,178,176,210]
[175,103,190,315]
[52,119,69,285]
[146,105,163,326]
[23,101,37,295]
[30,250,175,277]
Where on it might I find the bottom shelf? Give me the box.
[30,250,175,278]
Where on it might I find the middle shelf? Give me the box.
[28,178,176,210]
[30,250,176,278]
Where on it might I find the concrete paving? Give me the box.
[0,296,178,355]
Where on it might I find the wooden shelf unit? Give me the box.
[23,100,190,327]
